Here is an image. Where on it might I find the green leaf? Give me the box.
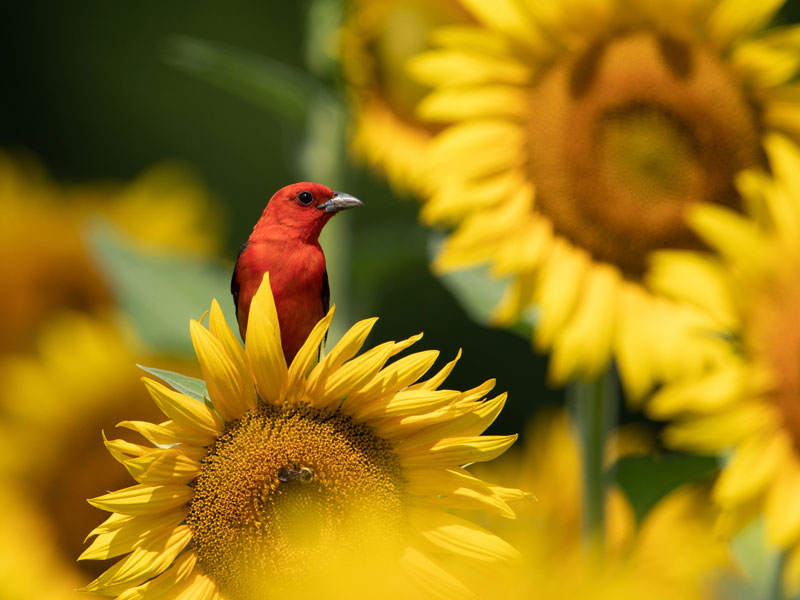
[163,35,325,125]
[86,219,237,356]
[137,365,208,404]
[612,452,719,522]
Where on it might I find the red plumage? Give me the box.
[231,182,362,363]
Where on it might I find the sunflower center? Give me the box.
[187,403,406,599]
[746,273,800,449]
[527,30,762,277]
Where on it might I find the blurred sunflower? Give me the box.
[0,314,186,599]
[470,411,730,599]
[81,275,525,599]
[0,153,222,353]
[646,134,800,592]
[340,0,471,191]
[410,0,800,392]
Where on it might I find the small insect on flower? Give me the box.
[278,463,314,484]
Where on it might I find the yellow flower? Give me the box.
[470,411,730,600]
[340,0,472,191]
[81,274,525,599]
[0,153,222,353]
[0,314,181,600]
[410,0,800,393]
[646,134,800,593]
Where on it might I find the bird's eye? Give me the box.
[297,191,313,206]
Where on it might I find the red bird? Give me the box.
[231,182,363,363]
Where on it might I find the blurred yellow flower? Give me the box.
[0,314,183,600]
[0,153,222,353]
[471,411,730,600]
[81,275,525,599]
[340,0,471,191]
[410,0,800,393]
[647,134,800,593]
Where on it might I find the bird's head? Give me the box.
[258,182,363,240]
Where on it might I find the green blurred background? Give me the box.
[0,0,565,439]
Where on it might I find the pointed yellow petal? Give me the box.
[708,0,783,50]
[81,525,193,594]
[344,350,439,407]
[315,341,397,410]
[123,448,201,485]
[209,298,247,372]
[142,378,222,440]
[407,349,462,392]
[191,319,255,420]
[287,305,334,401]
[409,508,520,563]
[115,552,197,600]
[88,484,192,516]
[353,389,461,421]
[245,273,288,404]
[400,434,517,467]
[116,420,183,446]
[765,462,800,547]
[714,431,788,504]
[305,317,378,392]
[80,511,185,561]
[401,546,480,600]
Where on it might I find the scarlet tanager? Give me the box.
[231,182,363,362]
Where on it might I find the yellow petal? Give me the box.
[401,546,480,600]
[116,420,183,446]
[287,305,334,401]
[407,349,462,392]
[409,508,520,563]
[81,525,193,594]
[418,85,527,121]
[305,317,378,391]
[123,448,201,485]
[88,484,192,516]
[353,389,461,421]
[688,203,772,274]
[765,460,800,547]
[662,401,775,454]
[316,341,397,410]
[549,263,619,382]
[714,431,789,505]
[142,378,222,440]
[344,350,439,407]
[708,0,783,50]
[115,552,198,600]
[191,319,255,420]
[245,273,288,404]
[648,362,749,417]
[80,511,185,561]
[406,466,522,518]
[534,240,589,349]
[400,434,517,467]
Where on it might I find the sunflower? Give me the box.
[81,274,525,599]
[409,0,800,393]
[0,153,222,353]
[468,411,730,600]
[0,314,183,599]
[645,134,800,593]
[339,0,472,192]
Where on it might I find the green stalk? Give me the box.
[570,367,617,548]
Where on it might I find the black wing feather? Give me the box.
[231,241,249,317]
[321,268,330,352]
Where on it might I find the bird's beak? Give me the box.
[317,192,364,213]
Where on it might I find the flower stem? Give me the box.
[571,367,617,548]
